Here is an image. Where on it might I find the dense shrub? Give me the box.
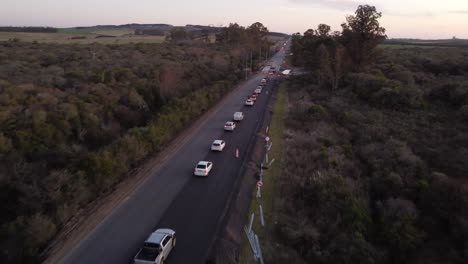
[347,73,423,110]
[273,46,468,264]
[429,82,468,107]
[460,105,468,121]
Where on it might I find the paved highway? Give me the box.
[60,48,287,264]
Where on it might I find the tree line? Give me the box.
[291,5,386,88]
[0,27,58,33]
[216,22,272,64]
[165,22,274,68]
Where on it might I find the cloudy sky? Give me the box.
[2,0,468,39]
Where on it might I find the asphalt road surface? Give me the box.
[60,48,287,264]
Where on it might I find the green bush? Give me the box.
[430,82,468,107]
[460,105,468,121]
[370,85,423,110]
[325,233,382,264]
[307,104,328,118]
[347,73,397,100]
[377,198,424,258]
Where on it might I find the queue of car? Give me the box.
[194,75,269,176]
[134,74,271,263]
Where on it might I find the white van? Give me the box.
[233,112,244,121]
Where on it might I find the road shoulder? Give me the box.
[209,79,287,263]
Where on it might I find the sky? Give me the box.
[1,0,468,39]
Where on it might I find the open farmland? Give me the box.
[383,38,468,48]
[58,28,135,36]
[379,43,445,49]
[0,30,166,44]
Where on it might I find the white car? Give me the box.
[194,161,213,176]
[134,228,176,264]
[211,140,226,151]
[254,88,262,94]
[261,78,267,84]
[233,111,244,121]
[224,121,236,131]
[245,99,254,106]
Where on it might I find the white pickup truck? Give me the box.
[134,228,176,264]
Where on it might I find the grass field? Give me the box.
[380,43,443,49]
[382,38,468,48]
[58,28,134,36]
[57,28,92,34]
[239,82,287,264]
[0,31,166,44]
[90,29,135,36]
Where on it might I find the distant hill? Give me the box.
[267,32,289,38]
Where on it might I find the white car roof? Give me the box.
[213,140,224,144]
[147,232,165,244]
[198,161,210,166]
[154,228,175,235]
[147,228,174,243]
[235,111,243,114]
[226,121,234,124]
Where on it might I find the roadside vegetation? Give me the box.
[0,22,276,263]
[262,4,468,264]
[240,82,287,263]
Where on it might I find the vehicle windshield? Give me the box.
[213,143,220,146]
[196,164,206,169]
